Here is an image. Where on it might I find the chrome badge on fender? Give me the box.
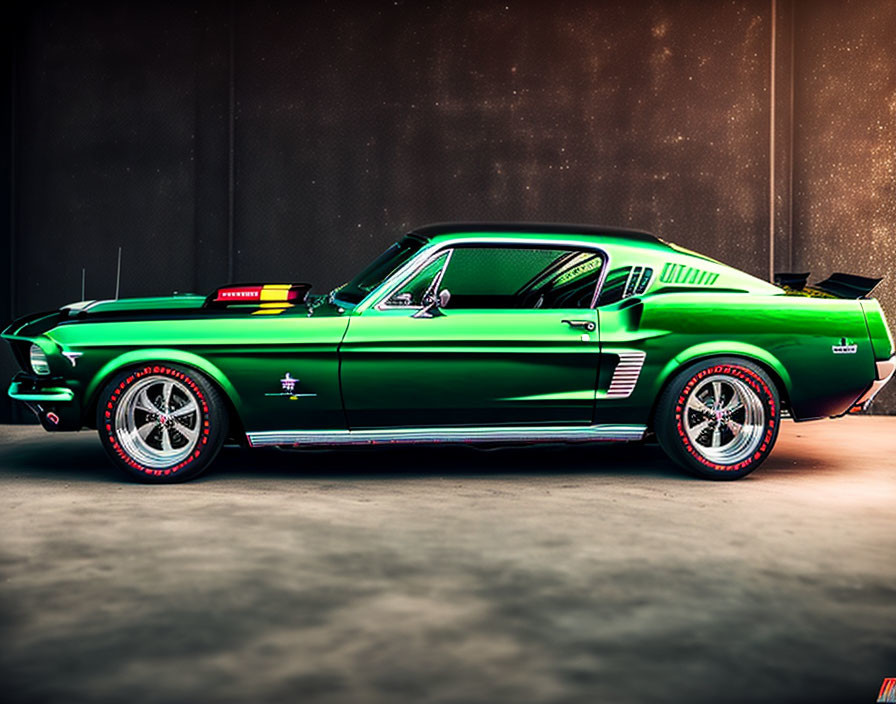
[832,338,858,354]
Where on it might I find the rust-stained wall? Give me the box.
[2,0,895,420]
[792,0,896,413]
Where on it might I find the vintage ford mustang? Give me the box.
[3,223,894,482]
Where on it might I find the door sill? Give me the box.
[246,424,646,447]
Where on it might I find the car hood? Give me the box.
[2,290,345,340]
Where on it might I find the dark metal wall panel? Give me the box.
[192,4,235,295]
[233,0,773,291]
[1,13,14,422]
[13,2,207,313]
[792,0,896,413]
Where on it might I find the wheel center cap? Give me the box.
[159,415,167,424]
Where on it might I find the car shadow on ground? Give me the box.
[0,430,840,484]
[0,432,701,483]
[210,441,688,481]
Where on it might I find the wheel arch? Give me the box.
[647,343,792,431]
[83,349,244,439]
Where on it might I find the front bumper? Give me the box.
[7,372,82,430]
[850,355,896,412]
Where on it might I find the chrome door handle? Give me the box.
[562,319,596,332]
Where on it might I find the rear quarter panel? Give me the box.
[596,293,876,425]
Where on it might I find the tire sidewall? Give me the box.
[96,363,227,482]
[656,357,780,479]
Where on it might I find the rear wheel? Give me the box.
[96,364,227,482]
[655,357,780,480]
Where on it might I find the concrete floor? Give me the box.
[0,418,894,704]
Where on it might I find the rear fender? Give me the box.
[654,340,792,406]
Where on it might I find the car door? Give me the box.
[339,242,606,428]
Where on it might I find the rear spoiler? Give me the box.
[774,272,882,299]
[204,283,312,308]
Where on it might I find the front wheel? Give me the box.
[96,364,228,482]
[655,357,780,480]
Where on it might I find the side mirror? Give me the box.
[413,288,451,318]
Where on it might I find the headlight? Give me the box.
[30,344,50,375]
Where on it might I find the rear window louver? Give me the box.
[624,266,653,298]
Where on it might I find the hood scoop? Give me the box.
[204,283,312,308]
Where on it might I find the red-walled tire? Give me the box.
[96,364,228,482]
[655,357,780,480]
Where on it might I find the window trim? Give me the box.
[377,249,454,310]
[330,234,427,307]
[356,237,612,314]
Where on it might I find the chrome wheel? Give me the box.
[113,375,201,468]
[683,374,765,465]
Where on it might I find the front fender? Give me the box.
[85,348,242,415]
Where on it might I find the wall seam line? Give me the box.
[769,0,777,281]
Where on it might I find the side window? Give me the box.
[521,250,604,309]
[436,246,604,310]
[596,266,631,306]
[384,252,449,307]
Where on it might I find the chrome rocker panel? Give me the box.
[246,424,647,447]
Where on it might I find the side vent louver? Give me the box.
[607,352,647,398]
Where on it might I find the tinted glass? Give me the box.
[595,266,631,306]
[437,246,603,309]
[334,236,425,304]
[385,252,449,307]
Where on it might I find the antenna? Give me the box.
[81,268,86,301]
[115,247,122,300]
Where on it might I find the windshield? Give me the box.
[332,236,426,304]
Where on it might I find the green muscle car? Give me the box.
[3,223,894,482]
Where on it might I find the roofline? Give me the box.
[408,222,663,244]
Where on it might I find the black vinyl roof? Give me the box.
[408,221,663,245]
